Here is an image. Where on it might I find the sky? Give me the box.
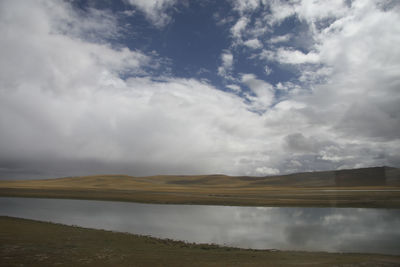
[0,0,399,179]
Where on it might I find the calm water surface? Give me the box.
[1,197,399,255]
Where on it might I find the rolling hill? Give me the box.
[0,166,399,208]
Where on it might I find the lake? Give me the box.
[0,197,399,255]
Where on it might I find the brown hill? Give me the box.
[0,166,399,189]
[0,166,399,208]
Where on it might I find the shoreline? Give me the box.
[1,187,400,208]
[1,216,400,266]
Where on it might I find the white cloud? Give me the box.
[246,1,400,171]
[264,65,272,75]
[226,84,241,92]
[214,13,235,26]
[266,0,295,25]
[233,0,260,14]
[265,0,348,27]
[255,166,280,175]
[276,48,320,64]
[269,34,291,44]
[231,17,249,39]
[221,52,234,68]
[294,0,349,24]
[241,74,275,109]
[217,51,234,78]
[243,38,262,49]
[0,0,283,177]
[260,48,320,65]
[0,0,399,179]
[125,0,177,27]
[0,1,151,96]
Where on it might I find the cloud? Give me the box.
[264,66,272,76]
[0,1,151,94]
[241,74,275,109]
[266,0,295,25]
[255,166,280,175]
[294,0,349,24]
[234,0,400,141]
[243,38,262,49]
[0,0,283,178]
[230,17,249,40]
[0,0,399,179]
[260,48,320,65]
[221,52,234,69]
[125,0,177,27]
[275,48,320,64]
[284,133,320,154]
[265,0,348,27]
[226,84,241,93]
[232,0,260,14]
[269,34,291,44]
[217,50,234,78]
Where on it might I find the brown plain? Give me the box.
[1,166,399,208]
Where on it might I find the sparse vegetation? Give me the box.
[1,216,400,267]
[0,167,399,208]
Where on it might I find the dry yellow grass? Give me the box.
[1,167,399,207]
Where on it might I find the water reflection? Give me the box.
[0,197,399,255]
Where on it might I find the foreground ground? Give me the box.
[0,167,399,207]
[1,216,399,267]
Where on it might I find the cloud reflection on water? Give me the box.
[0,197,399,255]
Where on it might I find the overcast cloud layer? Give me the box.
[0,0,399,179]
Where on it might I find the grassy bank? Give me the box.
[1,216,399,267]
[1,187,400,208]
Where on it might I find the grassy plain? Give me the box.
[0,167,399,207]
[1,216,400,267]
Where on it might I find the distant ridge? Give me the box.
[164,166,399,187]
[3,166,399,188]
[1,166,399,208]
[241,166,399,187]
